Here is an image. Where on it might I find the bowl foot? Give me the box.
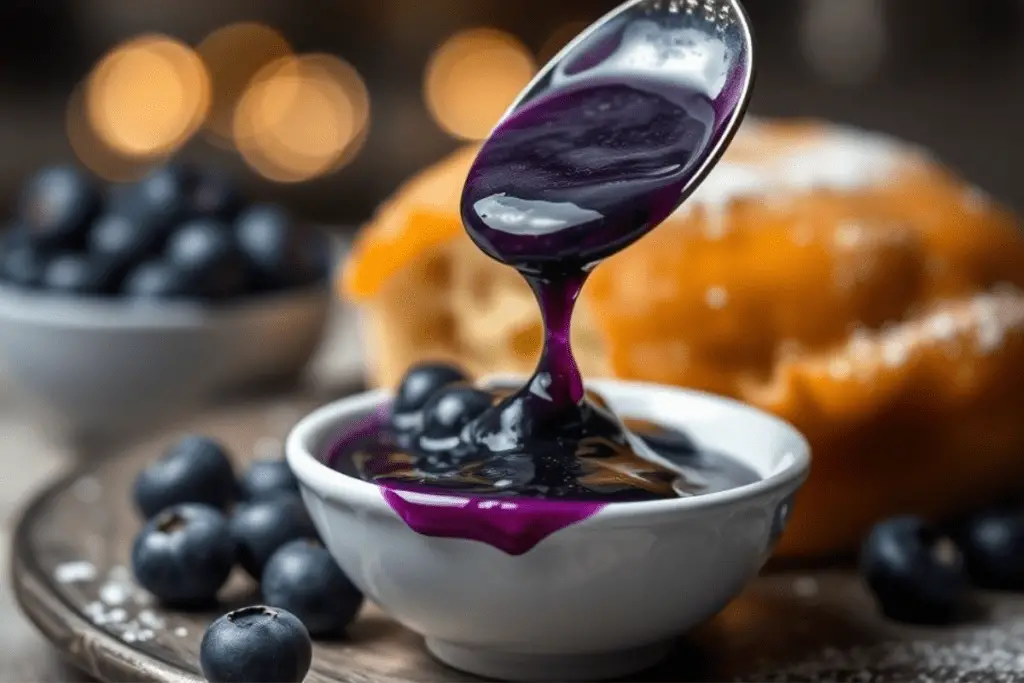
[425,637,672,682]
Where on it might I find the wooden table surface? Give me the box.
[0,301,365,681]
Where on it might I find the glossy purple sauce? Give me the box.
[326,74,746,554]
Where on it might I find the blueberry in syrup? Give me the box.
[953,509,1024,591]
[164,219,248,300]
[860,516,970,624]
[238,459,300,502]
[234,204,320,289]
[41,253,115,295]
[131,504,236,607]
[189,169,242,222]
[200,605,312,683]
[133,435,236,519]
[122,260,194,300]
[261,539,364,638]
[391,362,468,426]
[18,165,100,249]
[230,496,318,579]
[419,385,494,444]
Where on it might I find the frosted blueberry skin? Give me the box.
[132,435,236,519]
[18,165,101,250]
[238,459,300,502]
[130,504,236,607]
[860,516,970,625]
[200,606,312,683]
[230,496,319,579]
[953,508,1024,591]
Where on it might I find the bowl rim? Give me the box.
[0,281,330,329]
[286,377,811,525]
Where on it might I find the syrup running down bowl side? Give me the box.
[286,379,809,682]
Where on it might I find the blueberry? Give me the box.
[18,166,100,249]
[133,435,236,519]
[392,362,468,419]
[122,260,194,300]
[420,385,493,442]
[131,504,236,606]
[262,539,363,638]
[954,509,1024,590]
[0,242,49,288]
[234,205,319,290]
[41,253,115,295]
[230,496,318,579]
[190,170,242,221]
[165,219,248,300]
[88,213,164,270]
[860,516,969,624]
[128,163,198,228]
[200,605,311,683]
[239,459,300,502]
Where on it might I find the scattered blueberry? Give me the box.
[131,504,236,607]
[190,170,242,222]
[234,204,317,289]
[392,362,468,418]
[88,213,164,270]
[262,539,364,638]
[230,496,318,579]
[200,605,312,683]
[420,385,493,442]
[238,459,300,502]
[954,509,1024,591]
[0,242,49,288]
[860,516,969,624]
[18,166,100,249]
[122,260,194,300]
[41,253,114,295]
[133,435,236,519]
[164,219,248,300]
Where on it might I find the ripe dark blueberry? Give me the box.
[41,253,115,295]
[200,605,312,683]
[954,509,1024,591]
[230,496,318,579]
[133,435,236,519]
[392,362,468,419]
[165,219,248,300]
[190,170,242,221]
[239,459,300,502]
[0,242,49,288]
[88,213,164,269]
[131,504,236,607]
[262,539,364,638]
[122,260,194,299]
[860,516,969,624]
[420,385,493,442]
[234,204,318,290]
[18,166,100,249]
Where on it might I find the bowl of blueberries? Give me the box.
[0,163,332,441]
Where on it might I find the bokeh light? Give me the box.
[67,84,151,182]
[538,20,590,64]
[233,54,370,183]
[424,28,536,141]
[85,34,210,159]
[196,22,293,145]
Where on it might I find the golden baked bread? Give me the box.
[341,118,1024,557]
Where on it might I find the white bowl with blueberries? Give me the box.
[286,363,811,682]
[0,164,332,441]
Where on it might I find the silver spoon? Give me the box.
[485,0,755,227]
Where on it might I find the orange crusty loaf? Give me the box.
[341,118,1024,557]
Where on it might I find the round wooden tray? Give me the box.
[12,390,1024,682]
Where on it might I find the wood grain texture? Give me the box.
[12,389,1024,683]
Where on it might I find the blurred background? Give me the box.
[0,0,1020,229]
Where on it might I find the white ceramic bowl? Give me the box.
[287,378,810,682]
[0,284,330,442]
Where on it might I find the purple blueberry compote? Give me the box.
[327,24,755,553]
